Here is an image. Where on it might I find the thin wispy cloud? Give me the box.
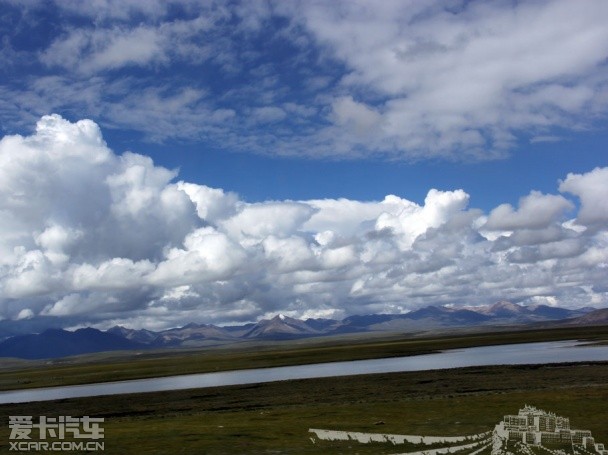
[1,0,606,159]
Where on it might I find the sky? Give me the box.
[0,0,607,332]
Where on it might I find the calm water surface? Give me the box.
[1,340,607,404]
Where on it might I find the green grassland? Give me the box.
[0,326,607,454]
[0,363,606,454]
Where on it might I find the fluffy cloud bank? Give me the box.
[1,116,607,329]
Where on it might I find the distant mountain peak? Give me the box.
[491,300,523,310]
[182,322,202,329]
[0,327,145,359]
[0,303,600,359]
[475,300,529,317]
[565,308,608,325]
[243,314,318,339]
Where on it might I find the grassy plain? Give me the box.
[0,326,607,454]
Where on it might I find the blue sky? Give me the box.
[0,0,607,331]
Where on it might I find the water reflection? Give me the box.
[1,340,607,404]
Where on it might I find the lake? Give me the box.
[1,340,607,404]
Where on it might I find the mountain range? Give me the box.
[0,301,604,359]
[0,328,145,360]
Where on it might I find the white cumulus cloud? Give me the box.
[0,115,607,329]
[560,167,608,227]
